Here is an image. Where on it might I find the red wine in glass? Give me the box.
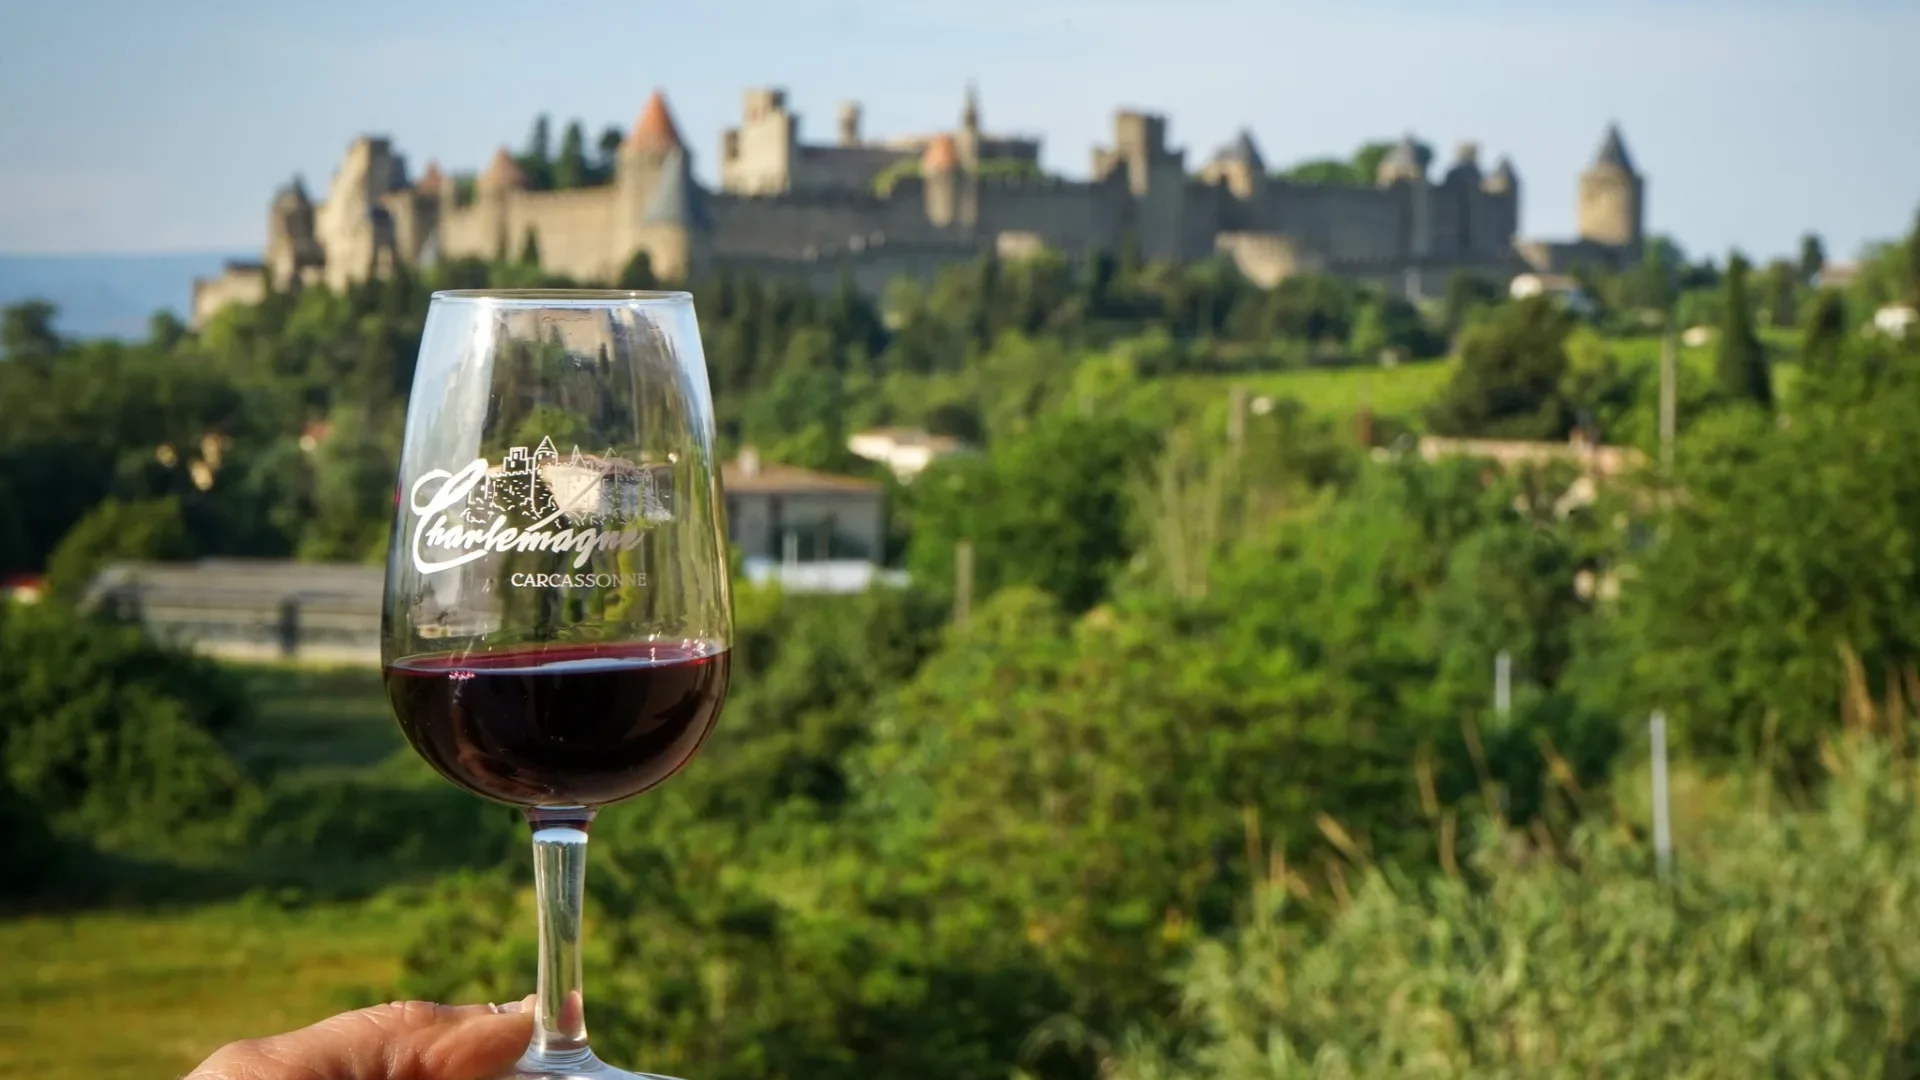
[384,643,730,807]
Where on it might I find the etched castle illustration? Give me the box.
[468,436,669,529]
[191,86,1647,325]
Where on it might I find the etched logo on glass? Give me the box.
[409,436,672,578]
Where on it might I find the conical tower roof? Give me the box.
[642,147,711,231]
[628,89,684,154]
[1484,155,1519,193]
[1592,123,1635,173]
[1223,129,1265,172]
[479,147,528,190]
[415,160,445,196]
[273,176,311,209]
[921,134,958,173]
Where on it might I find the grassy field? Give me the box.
[0,662,422,1080]
[1151,326,1804,440]
[0,898,421,1078]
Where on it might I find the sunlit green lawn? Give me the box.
[0,898,420,1079]
[0,661,416,1080]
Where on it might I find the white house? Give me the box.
[1873,304,1916,340]
[1509,272,1597,316]
[847,427,969,481]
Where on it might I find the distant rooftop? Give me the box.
[722,452,881,495]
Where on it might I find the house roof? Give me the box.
[722,459,882,495]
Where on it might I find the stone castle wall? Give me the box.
[972,175,1131,256]
[193,86,1647,326]
[512,188,623,281]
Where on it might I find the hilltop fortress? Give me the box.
[191,87,1646,325]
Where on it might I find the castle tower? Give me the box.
[1200,131,1266,200]
[837,102,862,147]
[1577,123,1644,252]
[411,161,448,266]
[475,147,528,261]
[264,176,321,290]
[634,145,712,281]
[1376,135,1433,259]
[921,134,960,228]
[1482,156,1521,256]
[1441,142,1482,255]
[617,89,687,258]
[956,82,982,173]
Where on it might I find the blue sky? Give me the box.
[2,0,1914,263]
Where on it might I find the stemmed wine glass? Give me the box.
[382,290,732,1079]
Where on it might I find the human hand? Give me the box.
[186,997,535,1080]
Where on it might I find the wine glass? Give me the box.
[382,289,732,1079]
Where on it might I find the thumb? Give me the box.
[189,997,535,1080]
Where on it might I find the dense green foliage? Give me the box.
[6,207,1920,1077]
[1113,734,1920,1079]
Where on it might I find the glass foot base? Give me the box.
[505,1050,682,1079]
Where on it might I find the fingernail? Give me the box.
[493,998,529,1014]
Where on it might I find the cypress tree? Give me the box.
[520,227,541,268]
[1715,253,1771,407]
[554,121,589,190]
[1802,289,1847,368]
[1797,232,1825,285]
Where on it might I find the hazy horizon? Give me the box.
[3,0,1916,265]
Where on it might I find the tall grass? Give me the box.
[1110,676,1920,1079]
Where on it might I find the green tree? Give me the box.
[148,310,187,350]
[0,601,251,844]
[553,120,590,189]
[2,300,61,364]
[1758,258,1800,329]
[1798,231,1826,284]
[1714,253,1772,407]
[519,114,553,189]
[1442,272,1503,338]
[905,413,1157,612]
[519,226,541,268]
[1908,207,1920,306]
[594,125,624,182]
[44,496,193,598]
[1802,288,1848,368]
[618,250,658,290]
[1426,297,1578,439]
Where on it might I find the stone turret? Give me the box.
[921,134,960,227]
[1483,156,1518,195]
[1201,130,1266,199]
[313,137,407,290]
[617,89,689,262]
[634,145,711,280]
[837,102,862,147]
[265,176,322,289]
[1444,141,1482,187]
[1375,134,1432,186]
[1577,123,1644,252]
[956,83,982,173]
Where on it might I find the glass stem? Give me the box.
[524,806,598,1070]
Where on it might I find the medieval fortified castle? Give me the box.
[191,86,1646,325]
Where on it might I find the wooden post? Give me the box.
[1650,710,1673,884]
